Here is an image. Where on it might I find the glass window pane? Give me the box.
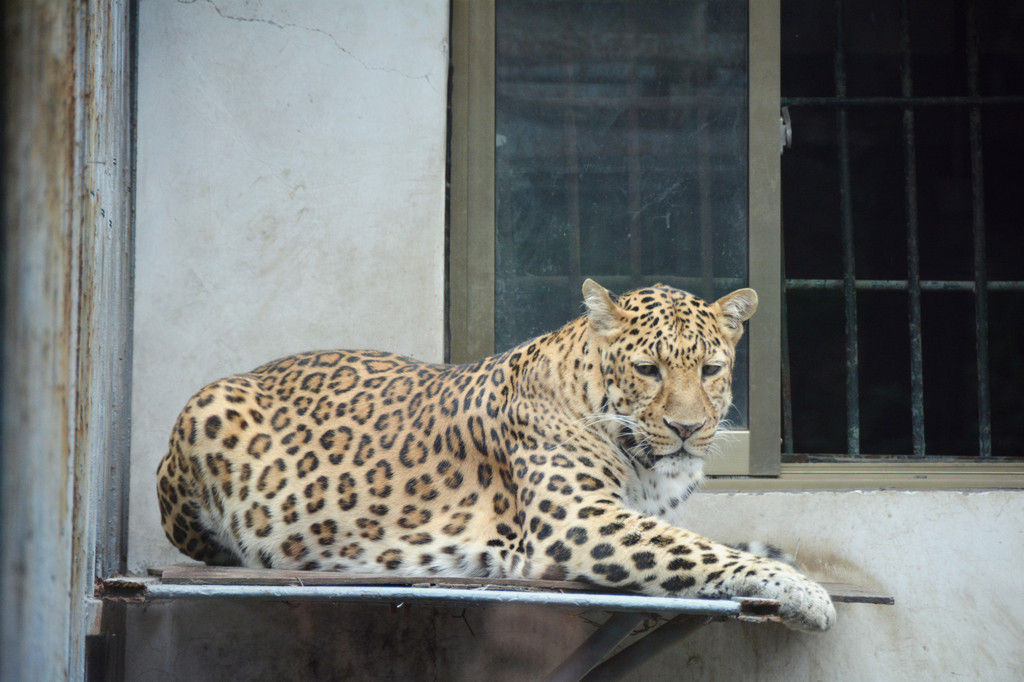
[494,0,751,423]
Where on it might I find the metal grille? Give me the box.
[780,0,1024,459]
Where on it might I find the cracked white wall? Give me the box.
[129,0,449,571]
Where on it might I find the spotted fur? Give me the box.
[157,280,835,631]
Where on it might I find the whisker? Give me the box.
[570,412,648,463]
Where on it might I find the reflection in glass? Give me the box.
[494,0,750,423]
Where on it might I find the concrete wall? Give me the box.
[128,0,450,572]
[126,2,1023,680]
[674,490,1024,680]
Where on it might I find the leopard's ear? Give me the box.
[714,288,758,343]
[582,279,625,337]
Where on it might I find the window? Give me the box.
[450,0,1024,486]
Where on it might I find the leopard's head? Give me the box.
[582,279,757,466]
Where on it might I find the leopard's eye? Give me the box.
[702,364,724,378]
[633,362,661,379]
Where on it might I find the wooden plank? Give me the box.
[159,565,892,604]
[160,564,590,593]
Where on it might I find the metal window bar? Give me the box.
[785,280,1024,293]
[781,0,1024,459]
[965,0,993,459]
[833,0,861,455]
[899,0,926,458]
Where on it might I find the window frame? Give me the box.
[448,0,1024,489]
[449,0,778,477]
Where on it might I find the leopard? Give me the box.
[157,279,835,631]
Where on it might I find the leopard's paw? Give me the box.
[724,561,836,632]
[771,571,836,632]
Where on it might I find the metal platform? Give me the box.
[99,565,893,681]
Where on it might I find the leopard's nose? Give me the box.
[665,418,706,440]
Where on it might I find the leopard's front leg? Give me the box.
[523,497,836,632]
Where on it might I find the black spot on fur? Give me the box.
[599,522,624,536]
[565,526,589,545]
[631,551,656,570]
[204,415,222,439]
[661,575,696,592]
[593,563,628,583]
[545,541,572,563]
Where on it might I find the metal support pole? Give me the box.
[546,612,648,682]
[583,615,712,680]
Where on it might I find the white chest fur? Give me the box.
[621,456,705,527]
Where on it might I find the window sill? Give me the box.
[705,462,1024,491]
